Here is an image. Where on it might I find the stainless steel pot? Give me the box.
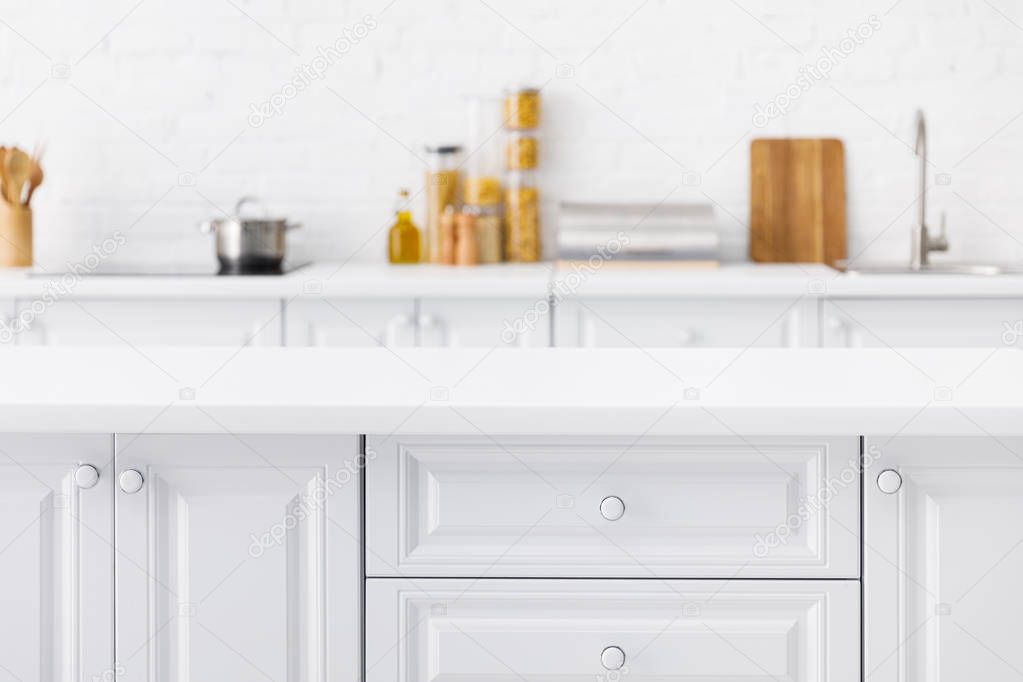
[201,197,301,273]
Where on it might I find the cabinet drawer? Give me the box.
[285,299,415,347]
[418,298,551,348]
[367,578,860,682]
[822,298,1023,347]
[366,436,859,578]
[12,298,282,346]
[555,298,811,347]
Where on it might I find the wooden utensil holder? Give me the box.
[0,203,32,267]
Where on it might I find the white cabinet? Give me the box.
[285,299,416,347]
[367,578,860,682]
[114,434,362,682]
[865,436,1023,680]
[288,298,551,348]
[822,298,1023,347]
[0,435,113,682]
[13,299,282,347]
[418,298,550,347]
[0,298,14,345]
[555,298,813,347]
[6,290,1019,350]
[366,435,859,578]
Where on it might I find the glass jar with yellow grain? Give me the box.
[504,170,540,262]
[463,95,504,264]
[503,87,541,130]
[425,145,462,263]
[464,173,503,264]
[465,204,502,264]
[506,132,538,170]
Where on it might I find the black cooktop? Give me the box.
[32,261,311,277]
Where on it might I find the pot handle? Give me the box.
[234,195,267,217]
[200,220,217,234]
[286,222,303,231]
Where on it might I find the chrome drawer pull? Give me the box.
[601,645,626,670]
[599,496,625,521]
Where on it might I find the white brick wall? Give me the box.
[2,0,1021,269]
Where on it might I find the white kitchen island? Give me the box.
[1,347,1021,682]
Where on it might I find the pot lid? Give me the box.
[424,144,463,155]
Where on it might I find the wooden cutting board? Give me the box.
[750,138,846,266]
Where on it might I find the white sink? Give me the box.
[841,262,1023,275]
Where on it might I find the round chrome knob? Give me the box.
[74,464,100,489]
[877,469,902,494]
[119,469,145,494]
[601,645,625,671]
[599,496,625,521]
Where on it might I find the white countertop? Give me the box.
[823,269,1023,297]
[554,262,1023,298]
[552,263,837,298]
[0,263,555,300]
[2,261,1022,300]
[0,347,1019,436]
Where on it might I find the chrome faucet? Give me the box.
[910,109,948,269]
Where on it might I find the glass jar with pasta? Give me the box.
[503,87,540,130]
[506,132,538,170]
[504,170,540,262]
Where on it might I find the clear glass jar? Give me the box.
[464,96,503,208]
[425,145,462,263]
[503,87,541,130]
[506,132,538,170]
[504,170,540,262]
[467,204,502,264]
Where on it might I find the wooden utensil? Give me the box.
[0,147,8,204]
[25,156,43,206]
[4,148,31,208]
[750,138,846,266]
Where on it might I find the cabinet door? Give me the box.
[0,298,15,346]
[114,434,361,682]
[366,435,860,578]
[13,299,282,346]
[0,435,113,682]
[822,298,1023,347]
[418,298,551,347]
[865,436,1023,680]
[555,298,810,347]
[367,578,860,682]
[285,299,416,347]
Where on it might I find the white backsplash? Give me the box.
[2,0,1021,269]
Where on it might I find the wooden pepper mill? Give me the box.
[439,206,457,265]
[454,212,478,266]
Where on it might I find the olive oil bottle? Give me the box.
[388,189,421,264]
